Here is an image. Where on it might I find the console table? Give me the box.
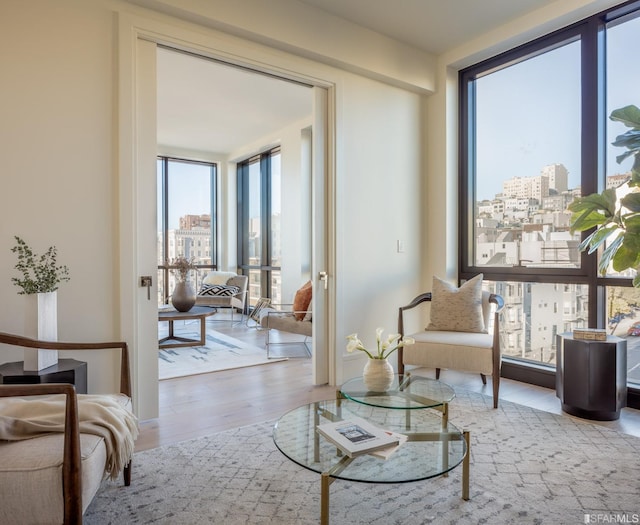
[556,333,627,421]
[0,358,87,394]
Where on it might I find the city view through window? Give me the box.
[157,158,216,305]
[467,13,640,385]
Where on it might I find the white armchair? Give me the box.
[397,276,504,408]
[195,271,248,324]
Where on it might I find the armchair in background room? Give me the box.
[195,271,248,324]
[397,274,504,408]
[259,280,312,358]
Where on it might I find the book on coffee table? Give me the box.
[316,416,400,458]
[369,430,409,460]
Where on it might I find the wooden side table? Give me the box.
[556,333,627,420]
[0,359,88,394]
[158,306,217,349]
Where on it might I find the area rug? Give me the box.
[158,328,285,380]
[84,389,640,524]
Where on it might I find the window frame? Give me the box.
[458,0,640,402]
[157,156,218,305]
[236,147,282,302]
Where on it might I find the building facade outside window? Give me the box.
[460,1,640,389]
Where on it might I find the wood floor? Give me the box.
[136,317,640,451]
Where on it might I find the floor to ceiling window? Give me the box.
[157,157,217,305]
[237,148,282,306]
[460,1,640,389]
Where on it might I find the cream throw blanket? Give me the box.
[0,394,139,480]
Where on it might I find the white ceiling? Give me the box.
[157,0,558,156]
[298,0,557,55]
[156,48,313,156]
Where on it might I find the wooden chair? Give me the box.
[398,291,504,408]
[0,333,134,525]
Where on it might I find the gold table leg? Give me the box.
[462,429,470,500]
[321,472,330,525]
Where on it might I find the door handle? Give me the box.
[140,276,153,301]
[318,271,328,290]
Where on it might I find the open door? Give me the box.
[311,86,333,386]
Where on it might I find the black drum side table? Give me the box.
[556,333,626,421]
[0,359,87,394]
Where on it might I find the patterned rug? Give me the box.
[84,389,640,524]
[158,328,285,380]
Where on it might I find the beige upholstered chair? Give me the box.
[195,271,248,324]
[397,277,504,408]
[259,304,312,358]
[0,333,135,524]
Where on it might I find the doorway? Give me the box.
[156,48,314,380]
[119,19,335,419]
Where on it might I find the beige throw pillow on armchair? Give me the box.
[426,274,486,333]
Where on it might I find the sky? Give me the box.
[475,15,640,201]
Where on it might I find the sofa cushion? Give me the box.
[404,330,494,375]
[0,433,106,522]
[260,310,313,337]
[427,274,486,333]
[198,284,240,297]
[0,393,132,523]
[293,281,312,321]
[202,271,237,286]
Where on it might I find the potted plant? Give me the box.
[569,105,640,285]
[10,236,70,371]
[11,236,70,294]
[169,256,197,312]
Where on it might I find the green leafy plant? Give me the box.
[569,105,640,286]
[11,236,70,295]
[346,328,415,360]
[169,256,196,282]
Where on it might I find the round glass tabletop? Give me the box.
[340,374,456,410]
[273,399,466,484]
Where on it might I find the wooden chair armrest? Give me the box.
[0,332,131,397]
[489,293,505,312]
[397,293,433,376]
[397,293,432,337]
[0,383,81,525]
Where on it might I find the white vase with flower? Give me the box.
[346,328,415,392]
[11,236,70,371]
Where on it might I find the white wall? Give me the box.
[0,0,121,393]
[335,74,423,382]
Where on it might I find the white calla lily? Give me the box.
[345,328,415,360]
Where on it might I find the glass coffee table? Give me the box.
[340,373,456,428]
[273,376,468,525]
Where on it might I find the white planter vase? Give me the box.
[362,358,394,392]
[24,291,59,371]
